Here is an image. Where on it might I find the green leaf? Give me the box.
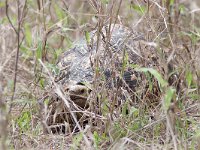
[164,87,176,110]
[195,129,200,138]
[179,4,185,14]
[145,72,153,91]
[71,132,83,150]
[46,63,60,75]
[129,106,139,117]
[36,41,42,59]
[101,0,109,4]
[93,131,100,149]
[44,98,49,106]
[122,51,129,75]
[122,102,128,116]
[17,111,31,132]
[186,71,193,87]
[0,2,5,7]
[39,78,45,88]
[85,31,90,44]
[170,0,174,6]
[25,24,32,46]
[131,121,141,131]
[135,68,168,88]
[181,31,200,44]
[54,3,65,20]
[7,79,14,90]
[20,46,32,57]
[131,4,146,14]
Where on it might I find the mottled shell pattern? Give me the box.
[55,24,143,87]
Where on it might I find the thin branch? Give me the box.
[8,0,21,114]
[6,0,27,113]
[5,0,18,34]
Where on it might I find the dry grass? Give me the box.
[0,0,200,149]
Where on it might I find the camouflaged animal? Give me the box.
[43,24,158,133]
[55,24,144,103]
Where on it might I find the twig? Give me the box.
[39,59,91,148]
[6,0,27,114]
[4,1,23,149]
[5,0,18,35]
[6,0,20,112]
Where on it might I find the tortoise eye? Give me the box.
[77,82,85,86]
[80,89,85,94]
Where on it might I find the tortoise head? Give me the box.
[63,81,92,108]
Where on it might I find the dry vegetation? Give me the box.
[0,0,200,149]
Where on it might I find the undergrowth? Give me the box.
[0,0,200,149]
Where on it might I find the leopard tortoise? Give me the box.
[40,24,174,133]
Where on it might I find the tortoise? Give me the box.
[41,24,174,133]
[54,24,144,105]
